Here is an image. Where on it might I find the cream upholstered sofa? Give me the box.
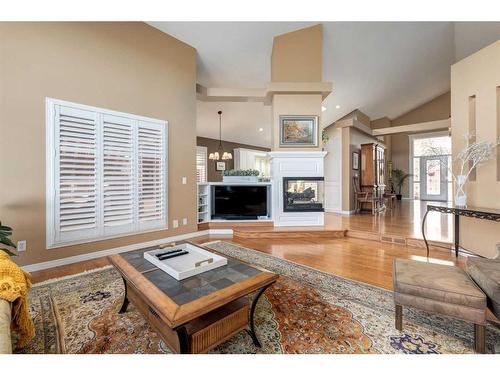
[0,299,12,354]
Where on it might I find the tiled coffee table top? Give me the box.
[120,244,262,305]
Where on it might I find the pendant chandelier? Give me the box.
[209,110,232,161]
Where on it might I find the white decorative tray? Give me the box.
[143,243,227,281]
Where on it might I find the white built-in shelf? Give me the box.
[197,183,210,223]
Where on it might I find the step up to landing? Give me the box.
[346,229,452,251]
[233,227,346,240]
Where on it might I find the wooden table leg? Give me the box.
[454,213,460,257]
[176,326,191,354]
[474,324,486,354]
[421,209,431,259]
[118,277,130,314]
[395,304,403,331]
[247,284,272,348]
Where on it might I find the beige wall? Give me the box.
[376,92,451,198]
[451,40,500,258]
[271,94,323,151]
[341,127,382,211]
[196,137,270,182]
[0,22,198,266]
[271,24,322,82]
[390,133,411,197]
[354,110,371,128]
[371,117,391,130]
[270,25,324,152]
[392,92,451,126]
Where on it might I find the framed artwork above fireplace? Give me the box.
[279,115,318,147]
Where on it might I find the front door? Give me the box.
[420,156,447,201]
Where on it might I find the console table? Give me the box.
[422,204,500,258]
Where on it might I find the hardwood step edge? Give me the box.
[233,229,346,239]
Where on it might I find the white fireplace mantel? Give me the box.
[269,150,327,227]
[268,151,328,159]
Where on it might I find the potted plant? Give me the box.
[0,221,17,256]
[222,169,260,183]
[392,169,412,200]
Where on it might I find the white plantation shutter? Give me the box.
[137,121,166,230]
[55,105,99,243]
[196,146,207,183]
[47,98,167,247]
[102,114,135,235]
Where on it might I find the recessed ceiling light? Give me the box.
[321,106,327,112]
[335,105,341,109]
[258,128,264,132]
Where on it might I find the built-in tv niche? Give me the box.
[211,185,271,220]
[283,177,325,212]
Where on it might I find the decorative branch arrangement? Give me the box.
[421,134,499,206]
[455,135,499,180]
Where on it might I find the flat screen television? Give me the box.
[212,185,269,220]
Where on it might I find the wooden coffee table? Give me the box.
[108,241,278,353]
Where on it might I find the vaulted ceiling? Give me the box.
[149,22,500,147]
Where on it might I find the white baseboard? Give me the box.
[322,208,355,216]
[341,210,356,216]
[21,229,228,273]
[207,229,233,235]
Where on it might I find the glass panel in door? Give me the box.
[420,156,447,201]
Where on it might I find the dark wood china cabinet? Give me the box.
[360,143,386,212]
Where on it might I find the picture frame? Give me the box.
[279,115,318,147]
[216,161,226,171]
[352,152,360,170]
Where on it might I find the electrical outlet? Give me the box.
[173,219,179,228]
[17,240,27,252]
[182,218,188,226]
[182,177,187,185]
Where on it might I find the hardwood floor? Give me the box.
[198,200,453,244]
[30,256,110,284]
[31,200,458,291]
[324,200,453,243]
[191,235,463,290]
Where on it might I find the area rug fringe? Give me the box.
[32,265,114,287]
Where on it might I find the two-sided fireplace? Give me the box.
[283,177,324,212]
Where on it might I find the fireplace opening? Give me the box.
[283,177,324,212]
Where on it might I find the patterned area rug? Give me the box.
[17,241,499,354]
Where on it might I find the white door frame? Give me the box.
[408,130,450,201]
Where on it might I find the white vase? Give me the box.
[455,174,467,207]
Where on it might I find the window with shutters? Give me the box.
[46,98,168,248]
[196,146,207,183]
